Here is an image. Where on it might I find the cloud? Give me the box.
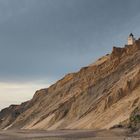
[0,0,140,82]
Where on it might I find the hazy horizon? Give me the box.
[1,0,140,110]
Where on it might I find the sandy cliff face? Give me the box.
[0,39,140,130]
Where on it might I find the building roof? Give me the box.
[129,33,134,37]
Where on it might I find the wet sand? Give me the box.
[0,129,139,140]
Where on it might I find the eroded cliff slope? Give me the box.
[0,39,140,130]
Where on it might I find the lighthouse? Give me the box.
[127,33,135,45]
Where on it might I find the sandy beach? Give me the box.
[0,129,140,140]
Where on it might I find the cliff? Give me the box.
[0,39,140,130]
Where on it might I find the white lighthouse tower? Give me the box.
[127,33,135,45]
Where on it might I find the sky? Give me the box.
[1,0,140,110]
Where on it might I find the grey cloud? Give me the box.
[0,0,140,83]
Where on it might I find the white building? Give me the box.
[128,33,135,45]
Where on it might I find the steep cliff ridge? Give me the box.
[0,39,140,130]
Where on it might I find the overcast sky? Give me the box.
[1,0,140,110]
